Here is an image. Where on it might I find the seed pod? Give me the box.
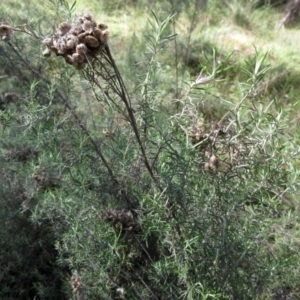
[0,24,13,40]
[101,29,109,43]
[209,154,219,170]
[76,43,88,55]
[83,20,94,33]
[43,48,51,57]
[42,37,53,47]
[204,162,210,171]
[84,35,99,48]
[98,23,108,30]
[66,35,78,49]
[83,13,93,21]
[78,31,88,42]
[4,92,19,103]
[57,22,71,36]
[65,55,74,64]
[198,119,205,128]
[72,52,85,63]
[69,25,82,36]
[93,28,102,39]
[205,151,211,158]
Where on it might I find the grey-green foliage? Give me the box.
[0,0,300,299]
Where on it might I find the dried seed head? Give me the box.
[205,151,211,158]
[71,273,83,294]
[198,119,205,128]
[76,43,88,55]
[65,35,78,48]
[101,29,109,43]
[74,15,85,24]
[0,24,13,40]
[72,52,85,63]
[83,20,94,33]
[83,13,92,21]
[43,14,107,69]
[204,162,210,171]
[57,40,67,55]
[65,54,74,64]
[4,92,19,103]
[103,128,110,137]
[57,22,71,36]
[98,23,108,30]
[43,48,51,57]
[93,28,102,39]
[78,31,88,42]
[42,37,53,47]
[209,154,219,170]
[69,25,82,36]
[52,38,67,55]
[84,35,99,48]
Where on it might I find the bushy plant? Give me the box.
[1,1,300,299]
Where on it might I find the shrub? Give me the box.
[0,1,299,299]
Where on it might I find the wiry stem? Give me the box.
[7,41,134,207]
[91,44,162,191]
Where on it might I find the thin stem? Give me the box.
[95,45,161,191]
[7,41,134,207]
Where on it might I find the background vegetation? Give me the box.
[1,0,300,299]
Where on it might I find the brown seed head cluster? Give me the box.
[4,92,19,103]
[42,13,109,69]
[101,208,140,233]
[204,153,220,171]
[189,119,226,146]
[32,170,60,191]
[188,118,226,171]
[188,119,210,145]
[0,92,19,110]
[71,273,83,294]
[6,147,38,162]
[0,23,13,41]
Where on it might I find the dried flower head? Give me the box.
[66,35,78,49]
[101,30,109,43]
[84,35,99,48]
[57,22,71,36]
[92,28,102,39]
[209,154,219,170]
[4,92,19,103]
[76,43,88,55]
[42,37,53,47]
[42,13,109,69]
[204,162,210,171]
[69,25,82,36]
[65,55,73,64]
[99,23,108,30]
[83,13,92,21]
[43,48,51,57]
[72,52,85,63]
[0,24,13,41]
[71,273,83,294]
[83,20,94,33]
